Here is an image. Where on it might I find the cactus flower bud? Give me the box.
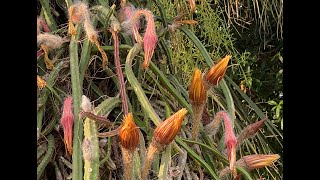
[153,108,187,145]
[205,55,231,87]
[60,96,74,155]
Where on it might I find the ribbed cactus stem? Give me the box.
[69,16,84,179]
[83,118,99,180]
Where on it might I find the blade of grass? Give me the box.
[149,61,192,113]
[158,102,172,180]
[175,137,219,179]
[92,45,132,52]
[125,43,161,125]
[224,75,283,145]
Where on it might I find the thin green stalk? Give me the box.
[159,38,174,74]
[79,18,97,88]
[158,102,172,180]
[89,81,105,98]
[70,26,83,180]
[236,166,254,180]
[92,45,132,52]
[125,43,161,126]
[100,137,112,165]
[152,0,168,28]
[219,79,236,126]
[149,61,192,113]
[39,0,57,31]
[42,115,58,136]
[175,137,219,179]
[37,134,55,180]
[37,143,47,160]
[53,161,63,180]
[180,138,228,164]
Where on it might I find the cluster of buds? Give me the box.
[188,55,230,139]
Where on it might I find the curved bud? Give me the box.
[220,111,237,177]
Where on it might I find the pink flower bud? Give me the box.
[60,96,74,155]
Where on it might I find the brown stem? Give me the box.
[81,111,113,127]
[191,103,205,140]
[98,126,121,138]
[111,30,129,115]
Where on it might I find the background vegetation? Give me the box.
[37,0,283,179]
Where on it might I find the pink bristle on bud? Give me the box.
[120,3,141,43]
[121,8,158,69]
[142,18,158,69]
[60,96,74,155]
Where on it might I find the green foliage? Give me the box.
[37,0,282,179]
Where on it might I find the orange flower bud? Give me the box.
[119,113,139,150]
[205,55,231,86]
[153,108,187,145]
[189,68,207,105]
[238,154,280,171]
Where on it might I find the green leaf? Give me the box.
[267,100,278,106]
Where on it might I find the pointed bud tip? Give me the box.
[242,154,280,170]
[205,55,231,86]
[154,108,187,145]
[189,68,206,104]
[119,113,139,150]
